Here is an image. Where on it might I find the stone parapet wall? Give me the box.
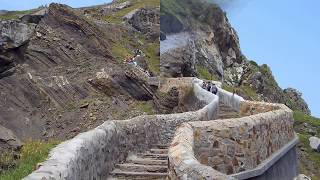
[168,100,296,179]
[240,101,280,116]
[24,78,219,180]
[168,123,233,180]
[218,88,244,111]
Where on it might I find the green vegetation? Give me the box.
[111,43,133,63]
[222,84,259,101]
[161,0,219,30]
[0,9,39,20]
[160,0,187,16]
[110,32,159,74]
[294,111,320,179]
[294,111,320,136]
[241,85,259,100]
[104,0,159,24]
[144,42,160,74]
[135,101,155,115]
[259,64,279,88]
[0,140,59,180]
[249,60,259,67]
[298,134,320,180]
[196,65,218,81]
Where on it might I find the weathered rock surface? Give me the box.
[0,125,22,152]
[128,7,160,40]
[0,20,36,50]
[154,87,180,114]
[0,2,159,144]
[309,136,320,152]
[284,88,311,115]
[295,174,312,180]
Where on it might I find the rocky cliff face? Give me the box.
[160,0,310,115]
[0,1,160,147]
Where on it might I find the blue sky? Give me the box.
[226,0,320,117]
[1,0,319,117]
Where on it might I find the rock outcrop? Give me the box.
[0,2,159,144]
[128,8,160,40]
[284,88,311,115]
[160,0,310,114]
[0,20,36,50]
[0,125,22,153]
[309,136,320,152]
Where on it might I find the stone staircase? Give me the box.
[217,103,240,119]
[108,104,239,179]
[108,144,168,180]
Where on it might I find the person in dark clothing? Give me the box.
[211,83,218,95]
[202,81,207,90]
[207,82,211,91]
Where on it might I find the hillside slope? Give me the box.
[0,0,161,175]
[160,0,310,115]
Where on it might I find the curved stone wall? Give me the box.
[217,87,244,111]
[168,100,298,180]
[23,78,220,180]
[168,123,232,180]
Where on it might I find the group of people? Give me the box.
[123,49,151,77]
[123,49,144,65]
[202,81,218,95]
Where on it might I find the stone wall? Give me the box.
[240,101,280,116]
[217,88,244,111]
[24,78,219,180]
[192,103,294,174]
[168,123,232,180]
[168,100,297,180]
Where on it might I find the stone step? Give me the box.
[219,108,237,113]
[138,153,168,160]
[217,116,239,119]
[152,144,169,149]
[149,149,168,154]
[219,105,232,109]
[218,112,239,116]
[218,110,238,114]
[116,163,167,173]
[110,169,167,179]
[128,158,168,166]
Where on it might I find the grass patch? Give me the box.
[294,111,320,137]
[144,42,160,74]
[241,85,259,100]
[111,43,133,63]
[297,133,320,180]
[222,84,259,100]
[0,140,59,180]
[259,64,278,88]
[104,0,159,24]
[135,101,155,115]
[294,111,320,179]
[196,65,218,81]
[249,60,259,67]
[0,9,39,20]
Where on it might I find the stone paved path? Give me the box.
[108,144,168,180]
[217,102,240,119]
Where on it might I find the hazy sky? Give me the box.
[227,0,320,117]
[1,0,319,117]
